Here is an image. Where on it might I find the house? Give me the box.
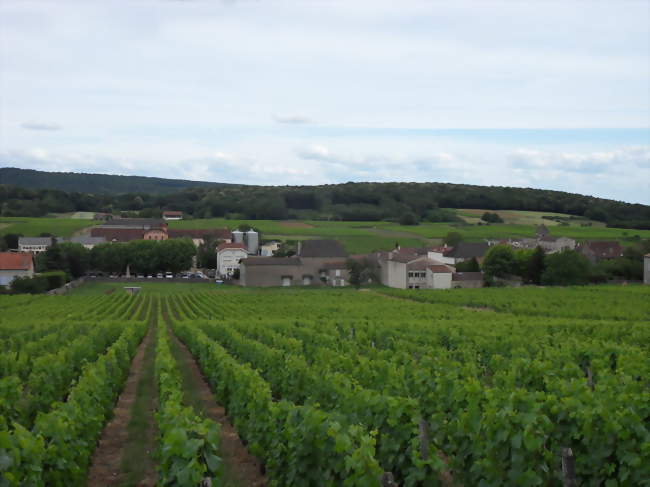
[216,242,248,277]
[644,254,650,285]
[538,236,576,254]
[239,239,353,287]
[18,237,52,253]
[321,260,349,286]
[240,257,304,286]
[91,218,169,243]
[297,239,348,276]
[0,252,34,287]
[162,211,183,220]
[577,241,624,263]
[442,242,490,264]
[90,227,148,243]
[377,249,455,289]
[143,228,168,241]
[452,271,484,288]
[427,264,454,289]
[259,241,281,257]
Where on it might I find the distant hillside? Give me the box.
[0,167,231,194]
[1,167,649,228]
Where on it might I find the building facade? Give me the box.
[216,242,248,277]
[0,252,34,287]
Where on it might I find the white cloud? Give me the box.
[273,114,311,124]
[509,147,650,174]
[21,121,62,131]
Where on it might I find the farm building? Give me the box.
[577,241,624,263]
[0,252,34,287]
[216,242,248,278]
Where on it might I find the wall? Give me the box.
[241,263,304,287]
[386,260,407,289]
[0,269,34,287]
[426,271,452,289]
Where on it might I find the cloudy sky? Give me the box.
[1,1,648,203]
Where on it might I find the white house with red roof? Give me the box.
[0,252,34,287]
[216,242,248,278]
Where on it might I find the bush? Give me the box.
[11,275,48,294]
[398,212,419,226]
[41,271,67,290]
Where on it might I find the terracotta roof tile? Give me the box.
[0,252,33,270]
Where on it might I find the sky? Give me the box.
[0,0,649,203]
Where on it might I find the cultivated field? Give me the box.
[1,283,648,486]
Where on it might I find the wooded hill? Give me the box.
[1,167,649,228]
[0,167,229,194]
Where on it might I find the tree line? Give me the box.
[2,175,649,228]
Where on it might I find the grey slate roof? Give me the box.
[299,239,348,258]
[452,272,484,281]
[243,257,303,266]
[18,237,52,246]
[69,236,107,245]
[445,242,489,259]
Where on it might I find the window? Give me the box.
[335,269,341,277]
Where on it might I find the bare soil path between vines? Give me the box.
[86,322,158,487]
[169,331,268,487]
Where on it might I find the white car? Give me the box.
[165,272,173,279]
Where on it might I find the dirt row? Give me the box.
[86,316,266,486]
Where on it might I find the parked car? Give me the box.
[165,272,173,279]
[195,271,207,279]
[215,279,224,285]
[156,273,163,279]
[137,274,144,279]
[146,274,153,279]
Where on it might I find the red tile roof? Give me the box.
[0,252,33,271]
[163,211,183,216]
[217,242,247,252]
[580,240,624,259]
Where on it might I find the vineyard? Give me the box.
[0,284,648,486]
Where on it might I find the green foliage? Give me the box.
[155,315,221,486]
[455,257,480,272]
[482,245,517,280]
[10,275,48,294]
[443,231,463,247]
[90,239,196,274]
[398,212,419,226]
[541,250,591,286]
[481,211,504,223]
[40,271,67,290]
[2,168,649,227]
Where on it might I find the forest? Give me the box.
[1,168,650,228]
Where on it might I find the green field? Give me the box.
[1,212,647,253]
[0,217,95,237]
[1,283,648,485]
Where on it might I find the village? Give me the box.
[1,213,649,292]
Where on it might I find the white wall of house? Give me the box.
[427,251,455,265]
[407,270,427,289]
[386,260,407,288]
[18,244,48,253]
[0,269,34,287]
[216,248,248,277]
[426,269,452,289]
